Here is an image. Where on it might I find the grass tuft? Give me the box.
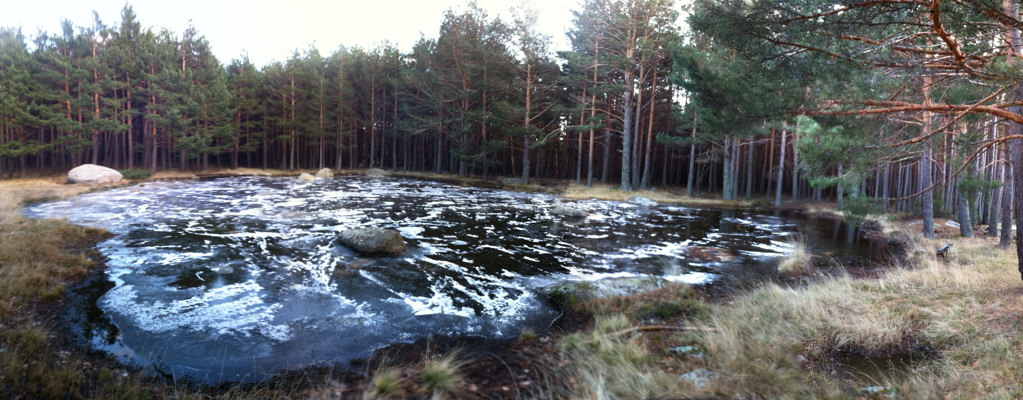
[419,352,465,400]
[364,367,405,400]
[777,237,815,275]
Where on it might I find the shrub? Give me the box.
[120,168,151,180]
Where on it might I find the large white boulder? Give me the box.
[315,168,334,178]
[67,164,123,184]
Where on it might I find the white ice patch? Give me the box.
[752,240,793,254]
[664,272,716,284]
[102,281,291,341]
[398,226,426,238]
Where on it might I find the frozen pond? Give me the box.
[26,176,876,383]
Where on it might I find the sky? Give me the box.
[1,0,579,67]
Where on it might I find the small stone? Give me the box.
[667,345,705,359]
[297,173,316,181]
[365,168,388,177]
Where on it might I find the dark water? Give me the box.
[25,176,878,383]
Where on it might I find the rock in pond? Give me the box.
[315,168,334,178]
[67,164,123,184]
[627,196,657,206]
[365,168,388,177]
[685,246,736,263]
[543,277,667,308]
[338,227,407,255]
[550,205,587,218]
[297,173,316,181]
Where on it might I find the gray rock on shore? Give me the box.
[338,227,407,254]
[67,164,123,184]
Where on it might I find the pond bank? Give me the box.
[1,169,1019,398]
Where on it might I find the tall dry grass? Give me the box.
[558,223,1023,398]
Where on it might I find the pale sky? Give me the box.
[1,0,579,67]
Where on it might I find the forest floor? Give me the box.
[2,168,1022,399]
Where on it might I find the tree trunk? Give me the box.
[990,141,1005,237]
[1000,142,1014,249]
[921,144,935,238]
[957,176,974,237]
[522,64,532,183]
[775,124,787,207]
[791,135,800,201]
[620,71,635,191]
[640,66,658,190]
[686,111,697,197]
[1011,103,1023,276]
[837,163,845,209]
[745,137,754,200]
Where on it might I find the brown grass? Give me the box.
[561,183,750,207]
[0,177,130,398]
[560,229,1023,398]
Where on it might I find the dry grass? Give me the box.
[561,183,749,207]
[554,222,1023,398]
[0,177,98,209]
[417,351,465,400]
[362,367,405,400]
[558,314,686,399]
[0,177,130,399]
[777,237,815,276]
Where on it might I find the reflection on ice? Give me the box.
[25,175,863,383]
